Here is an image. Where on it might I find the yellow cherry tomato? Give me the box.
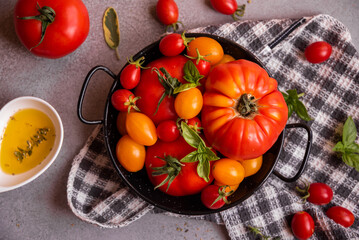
[212,54,236,68]
[126,112,157,146]
[239,155,263,177]
[212,158,245,185]
[214,180,239,194]
[174,87,203,119]
[116,111,128,136]
[187,37,224,65]
[116,135,146,172]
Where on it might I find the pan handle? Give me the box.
[273,123,313,182]
[77,66,117,125]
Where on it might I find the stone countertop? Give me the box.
[1,1,358,239]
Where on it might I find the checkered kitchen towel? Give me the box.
[67,14,359,239]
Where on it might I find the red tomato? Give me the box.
[201,185,230,209]
[298,182,333,205]
[304,41,332,64]
[202,60,288,160]
[291,211,315,240]
[14,0,89,58]
[159,32,193,57]
[111,89,139,112]
[156,0,179,31]
[156,120,180,142]
[186,117,202,133]
[120,57,147,89]
[145,136,213,196]
[326,206,355,228]
[135,55,188,125]
[210,0,238,15]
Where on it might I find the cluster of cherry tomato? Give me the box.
[291,182,355,240]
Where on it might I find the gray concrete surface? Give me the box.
[0,0,358,239]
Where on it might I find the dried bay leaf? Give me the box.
[103,7,120,60]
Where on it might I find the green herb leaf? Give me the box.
[103,7,120,60]
[183,60,203,84]
[343,116,357,145]
[332,141,345,153]
[180,151,199,163]
[181,121,205,148]
[173,83,198,94]
[281,89,312,121]
[345,142,359,153]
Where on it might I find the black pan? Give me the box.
[77,33,312,215]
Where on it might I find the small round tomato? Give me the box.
[186,117,202,133]
[214,180,239,194]
[210,0,238,15]
[174,87,203,119]
[201,185,230,209]
[239,156,262,177]
[187,37,224,65]
[291,211,315,240]
[212,54,236,68]
[159,32,193,57]
[297,182,333,205]
[156,120,180,142]
[116,135,146,172]
[186,48,211,77]
[326,206,354,228]
[212,158,245,185]
[111,89,140,112]
[126,112,157,146]
[120,57,147,89]
[304,41,332,64]
[116,111,128,136]
[156,0,180,31]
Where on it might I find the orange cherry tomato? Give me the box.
[126,112,157,146]
[116,135,146,172]
[214,180,239,194]
[212,54,235,68]
[116,111,128,136]
[187,37,224,65]
[239,155,263,177]
[212,158,245,185]
[174,87,203,119]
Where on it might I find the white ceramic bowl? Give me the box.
[0,96,63,193]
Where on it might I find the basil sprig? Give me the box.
[180,121,219,182]
[173,60,203,94]
[333,116,359,171]
[282,89,312,121]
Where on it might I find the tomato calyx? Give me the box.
[181,31,195,49]
[237,93,258,118]
[152,67,181,114]
[166,21,184,33]
[211,185,232,207]
[128,56,149,69]
[295,181,311,203]
[124,94,141,113]
[18,3,56,50]
[151,155,184,192]
[232,4,246,20]
[185,48,211,65]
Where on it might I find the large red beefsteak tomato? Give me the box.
[201,60,288,160]
[145,136,213,196]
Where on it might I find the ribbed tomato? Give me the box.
[201,60,288,160]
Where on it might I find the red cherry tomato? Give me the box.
[305,183,333,205]
[156,0,179,30]
[156,120,180,142]
[186,117,202,133]
[326,206,355,228]
[14,0,89,59]
[210,0,238,15]
[201,185,229,209]
[304,41,332,64]
[159,32,193,57]
[111,89,139,112]
[120,57,147,89]
[291,211,315,240]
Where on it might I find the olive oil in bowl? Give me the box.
[0,108,56,175]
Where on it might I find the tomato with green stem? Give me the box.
[156,0,181,32]
[187,37,224,65]
[296,182,333,205]
[120,56,148,89]
[201,185,232,209]
[111,89,140,113]
[159,32,194,57]
[210,0,246,20]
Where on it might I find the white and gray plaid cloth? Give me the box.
[67,14,359,239]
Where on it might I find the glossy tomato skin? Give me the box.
[187,37,224,65]
[326,206,355,228]
[212,158,245,185]
[156,120,180,142]
[111,89,136,112]
[120,64,141,89]
[191,58,211,77]
[201,185,226,209]
[304,41,332,64]
[307,183,333,205]
[126,112,157,146]
[210,0,238,15]
[175,87,203,119]
[239,156,263,177]
[156,0,178,25]
[145,136,213,196]
[291,211,315,240]
[135,55,188,125]
[14,0,89,58]
[159,33,185,56]
[116,135,146,172]
[202,59,288,160]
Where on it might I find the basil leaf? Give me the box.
[332,141,345,153]
[197,158,210,182]
[287,103,294,118]
[282,89,311,121]
[205,148,220,161]
[181,151,198,163]
[343,116,357,146]
[287,89,299,101]
[183,60,203,84]
[342,153,359,171]
[345,142,359,153]
[103,7,120,60]
[181,121,205,148]
[295,101,312,121]
[173,83,198,94]
[281,92,289,102]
